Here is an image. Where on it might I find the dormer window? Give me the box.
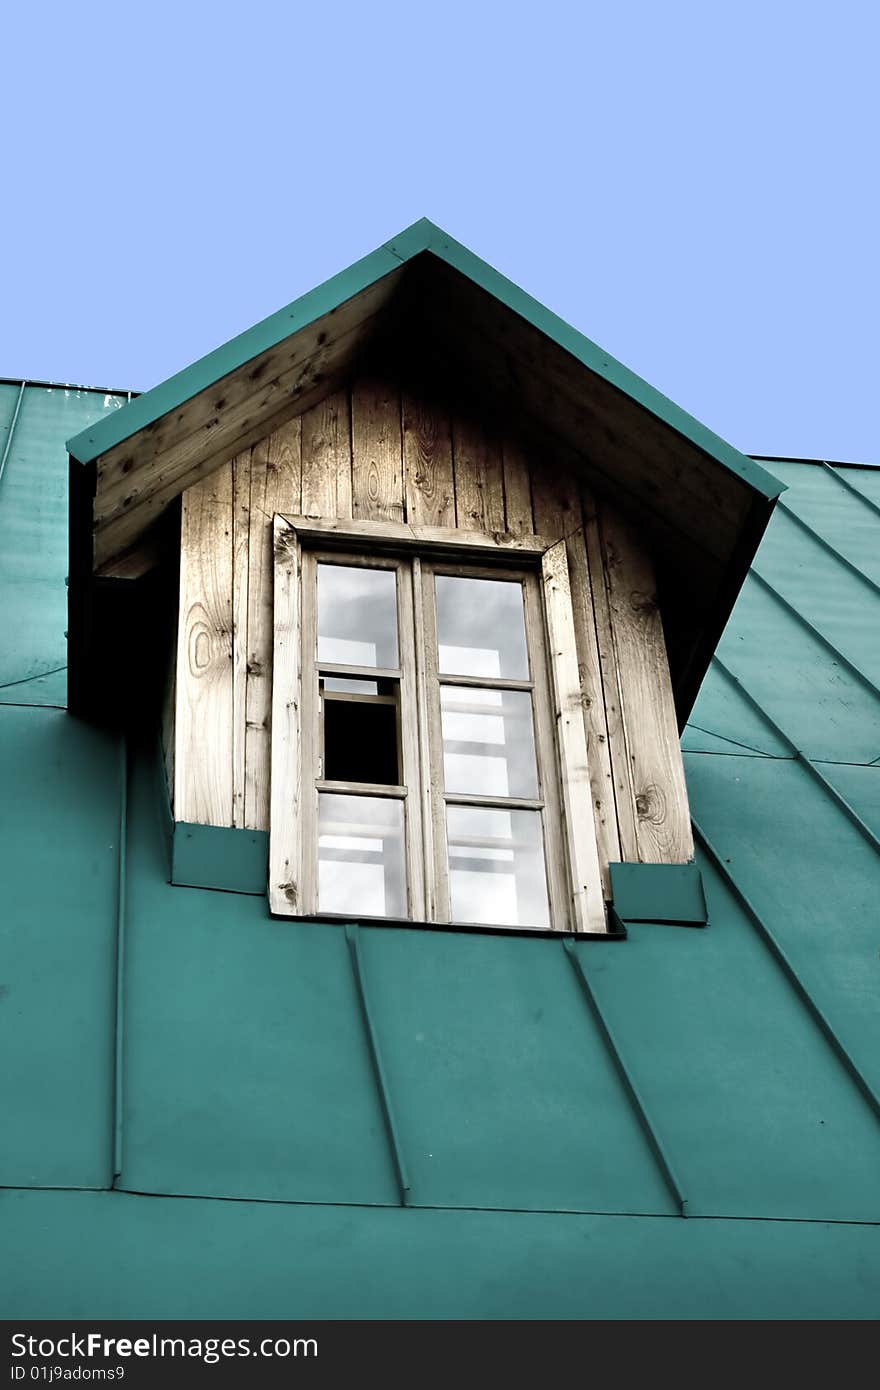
[65,224,774,934]
[269,518,605,933]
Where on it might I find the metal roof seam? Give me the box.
[812,756,880,768]
[0,663,68,692]
[692,821,880,1131]
[776,499,880,599]
[0,381,26,491]
[823,462,880,520]
[0,701,66,712]
[685,717,785,759]
[794,757,880,856]
[747,568,880,701]
[344,925,410,1208]
[710,655,880,849]
[562,939,688,1218]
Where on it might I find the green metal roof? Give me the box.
[2,383,878,1316]
[0,382,129,706]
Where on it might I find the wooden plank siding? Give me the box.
[300,391,352,520]
[174,464,234,826]
[451,415,505,533]
[351,377,404,522]
[402,386,455,528]
[169,365,694,894]
[92,271,404,571]
[243,420,302,831]
[582,487,641,864]
[599,503,695,864]
[541,540,608,933]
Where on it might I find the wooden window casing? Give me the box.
[270,515,608,935]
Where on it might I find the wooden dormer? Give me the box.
[66,220,784,933]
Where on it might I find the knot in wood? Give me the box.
[635,782,667,824]
[630,589,658,617]
[273,527,297,563]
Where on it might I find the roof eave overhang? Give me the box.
[66,219,786,723]
[65,218,784,506]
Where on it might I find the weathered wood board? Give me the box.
[170,364,694,896]
[174,466,234,826]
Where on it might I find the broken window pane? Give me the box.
[322,679,400,786]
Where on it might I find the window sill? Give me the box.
[271,910,626,942]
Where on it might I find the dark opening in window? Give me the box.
[322,680,401,786]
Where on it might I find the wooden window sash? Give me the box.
[297,547,424,920]
[269,515,609,934]
[419,560,573,933]
[541,540,607,934]
[268,515,303,916]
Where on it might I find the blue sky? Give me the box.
[1,1,876,460]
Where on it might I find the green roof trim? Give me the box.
[171,823,268,896]
[610,862,708,926]
[65,219,784,503]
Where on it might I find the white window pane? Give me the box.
[436,576,529,679]
[441,686,538,797]
[317,565,398,668]
[446,805,550,929]
[318,794,406,918]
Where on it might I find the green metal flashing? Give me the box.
[5,1189,880,1321]
[65,238,407,463]
[609,862,707,926]
[171,822,268,895]
[65,219,783,504]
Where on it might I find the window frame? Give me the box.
[269,514,608,935]
[300,546,425,921]
[418,555,567,930]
